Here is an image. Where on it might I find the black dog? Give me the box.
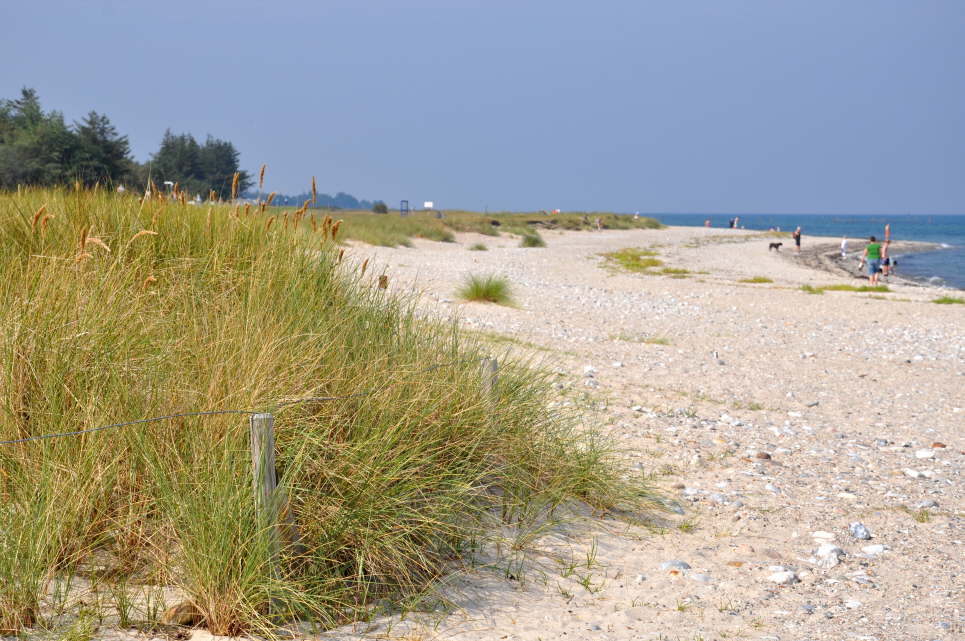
[768,242,783,251]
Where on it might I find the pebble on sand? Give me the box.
[849,522,872,540]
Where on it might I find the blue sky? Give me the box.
[2,1,963,213]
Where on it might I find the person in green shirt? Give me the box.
[860,236,883,285]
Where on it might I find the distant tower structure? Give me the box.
[400,200,409,217]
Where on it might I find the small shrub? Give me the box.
[458,274,513,305]
[800,285,824,295]
[468,243,488,251]
[740,276,772,283]
[933,296,965,305]
[371,201,388,214]
[660,267,690,275]
[519,232,546,248]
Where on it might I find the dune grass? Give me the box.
[740,276,773,284]
[468,242,488,251]
[0,188,652,635]
[458,274,514,305]
[278,210,662,248]
[519,231,546,248]
[932,296,964,304]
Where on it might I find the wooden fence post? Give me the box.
[249,413,281,586]
[481,357,498,397]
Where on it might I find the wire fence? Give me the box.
[0,356,488,447]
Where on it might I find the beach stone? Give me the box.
[767,570,800,585]
[931,442,946,448]
[861,544,886,555]
[801,603,816,614]
[904,468,923,479]
[915,499,939,509]
[660,560,691,571]
[611,361,623,368]
[755,451,772,460]
[690,573,713,583]
[815,543,845,568]
[582,365,597,378]
[915,449,935,459]
[849,522,872,540]
[844,600,862,609]
[812,531,836,542]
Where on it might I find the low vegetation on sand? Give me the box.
[458,273,514,305]
[801,283,891,294]
[0,188,652,635]
[740,276,773,284]
[468,242,488,251]
[519,231,546,248]
[282,209,662,248]
[932,296,965,305]
[601,248,692,278]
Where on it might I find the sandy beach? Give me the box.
[310,226,964,641]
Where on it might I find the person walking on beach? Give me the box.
[881,240,891,278]
[860,236,883,285]
[792,226,802,253]
[840,236,848,259]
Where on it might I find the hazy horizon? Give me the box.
[3,1,963,214]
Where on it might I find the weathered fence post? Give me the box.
[249,413,281,587]
[481,357,498,398]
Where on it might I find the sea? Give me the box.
[650,213,965,290]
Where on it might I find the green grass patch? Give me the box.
[602,248,664,272]
[822,284,891,293]
[468,242,488,251]
[0,188,654,635]
[660,267,690,276]
[800,285,825,295]
[933,296,965,305]
[519,231,546,248]
[458,273,514,305]
[740,276,773,284]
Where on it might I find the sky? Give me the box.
[2,1,963,214]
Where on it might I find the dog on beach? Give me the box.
[768,242,783,251]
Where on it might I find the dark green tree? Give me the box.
[199,136,251,199]
[73,111,133,186]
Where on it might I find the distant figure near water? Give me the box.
[704,219,711,227]
[792,226,802,253]
[860,236,883,285]
[840,236,848,258]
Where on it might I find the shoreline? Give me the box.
[787,237,956,289]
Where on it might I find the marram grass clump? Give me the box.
[519,232,546,248]
[458,273,514,305]
[0,188,651,635]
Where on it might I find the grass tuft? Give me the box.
[519,232,546,248]
[932,296,965,305]
[468,242,488,251]
[458,273,514,305]
[740,276,773,283]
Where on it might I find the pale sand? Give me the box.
[301,227,962,641]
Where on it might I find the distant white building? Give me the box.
[423,201,434,210]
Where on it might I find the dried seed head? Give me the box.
[331,220,342,239]
[142,275,157,289]
[266,192,276,206]
[31,204,47,232]
[85,237,111,253]
[259,164,267,190]
[40,213,53,230]
[378,275,388,289]
[79,225,90,251]
[361,258,369,275]
[129,230,159,243]
[75,252,92,263]
[311,176,317,207]
[265,216,276,230]
[231,172,240,200]
[337,249,344,263]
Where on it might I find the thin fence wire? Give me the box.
[0,356,486,446]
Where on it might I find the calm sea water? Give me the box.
[650,214,965,290]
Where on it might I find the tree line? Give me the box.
[0,88,380,207]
